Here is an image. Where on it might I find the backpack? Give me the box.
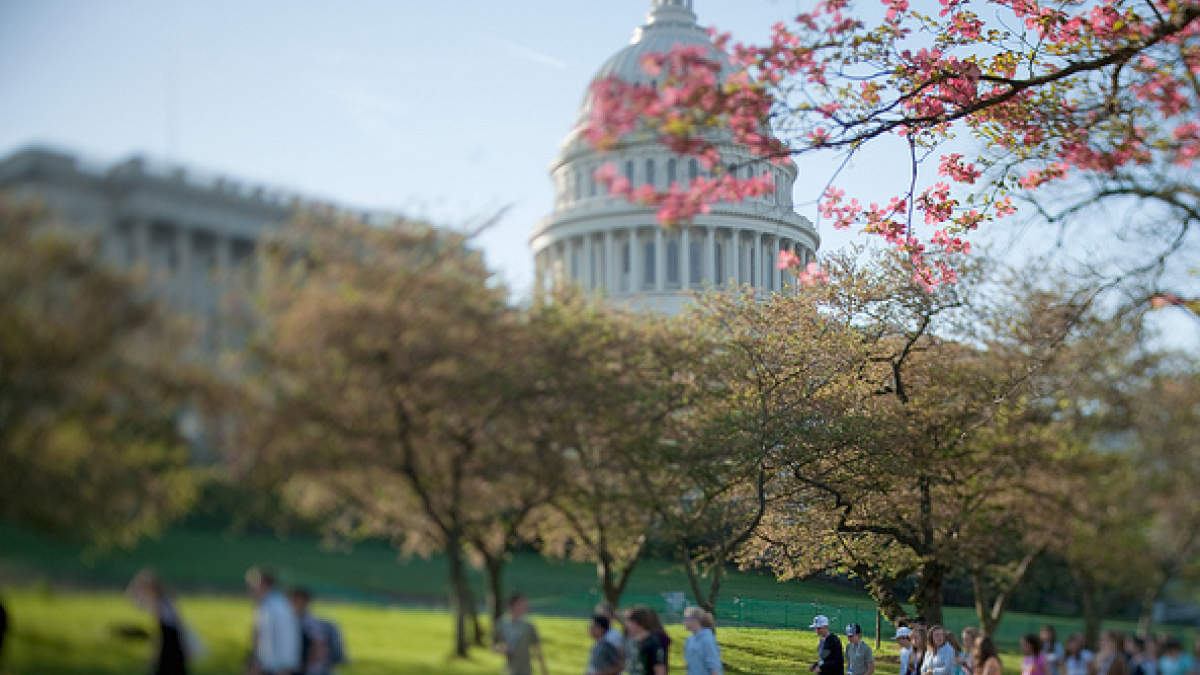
[319,618,347,666]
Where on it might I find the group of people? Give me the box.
[492,595,723,675]
[126,566,344,675]
[1020,625,1200,675]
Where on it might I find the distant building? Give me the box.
[0,146,394,349]
[532,0,819,315]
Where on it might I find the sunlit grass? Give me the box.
[0,589,1044,675]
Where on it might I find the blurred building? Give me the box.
[531,0,819,315]
[0,146,395,349]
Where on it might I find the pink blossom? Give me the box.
[777,249,802,270]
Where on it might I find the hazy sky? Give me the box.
[1,0,1196,346]
[1,0,864,298]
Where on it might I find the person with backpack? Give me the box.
[128,568,193,675]
[287,587,346,675]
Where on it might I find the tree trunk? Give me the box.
[598,538,645,606]
[912,559,946,625]
[971,549,1041,637]
[972,570,1001,637]
[484,554,507,641]
[1077,570,1101,650]
[1136,576,1165,638]
[679,539,723,614]
[858,566,909,625]
[446,534,473,658]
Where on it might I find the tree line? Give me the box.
[2,201,1197,659]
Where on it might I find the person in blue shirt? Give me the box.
[683,607,722,675]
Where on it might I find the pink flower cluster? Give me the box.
[592,163,776,227]
[776,251,831,287]
[581,0,1200,291]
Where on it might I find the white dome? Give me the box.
[572,0,730,142]
[531,0,820,315]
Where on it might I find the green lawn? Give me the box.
[1,589,1033,675]
[0,525,873,616]
[0,525,1184,652]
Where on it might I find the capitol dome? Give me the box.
[530,0,820,315]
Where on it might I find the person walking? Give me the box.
[1090,631,1129,675]
[287,587,340,675]
[494,595,549,675]
[846,624,875,675]
[910,628,930,675]
[587,615,623,675]
[1021,634,1048,675]
[947,632,967,675]
[1157,638,1191,675]
[245,567,301,675]
[641,609,672,672]
[624,606,667,675]
[1065,634,1095,675]
[923,626,957,675]
[684,607,722,675]
[809,615,845,675]
[975,637,1003,675]
[595,603,626,655]
[128,569,190,675]
[1043,626,1066,675]
[960,628,979,675]
[896,628,915,675]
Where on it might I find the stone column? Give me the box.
[655,227,666,292]
[136,219,152,270]
[772,235,781,292]
[604,230,616,293]
[705,226,715,284]
[631,228,643,291]
[754,231,763,288]
[174,226,191,306]
[583,235,594,289]
[681,226,691,291]
[730,229,741,286]
[215,234,232,276]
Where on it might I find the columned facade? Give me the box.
[530,0,818,315]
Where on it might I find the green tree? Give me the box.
[528,291,700,607]
[0,199,197,551]
[232,211,548,657]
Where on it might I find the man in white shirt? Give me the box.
[246,567,302,675]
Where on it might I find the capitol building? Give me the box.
[531,0,819,315]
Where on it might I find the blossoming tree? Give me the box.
[586,0,1199,291]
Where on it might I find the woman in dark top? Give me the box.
[128,569,188,675]
[624,606,668,675]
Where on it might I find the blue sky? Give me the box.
[1,0,863,298]
[1,0,1196,346]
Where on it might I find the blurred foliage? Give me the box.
[0,198,199,551]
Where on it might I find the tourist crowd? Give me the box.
[123,571,1200,675]
[127,566,346,675]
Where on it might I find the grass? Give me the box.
[2,525,1182,649]
[0,525,873,611]
[0,589,1037,675]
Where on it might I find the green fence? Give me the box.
[547,591,1196,649]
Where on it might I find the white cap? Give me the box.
[810,615,830,628]
[895,627,913,639]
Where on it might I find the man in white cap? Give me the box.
[846,624,875,675]
[895,628,914,675]
[809,615,844,675]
